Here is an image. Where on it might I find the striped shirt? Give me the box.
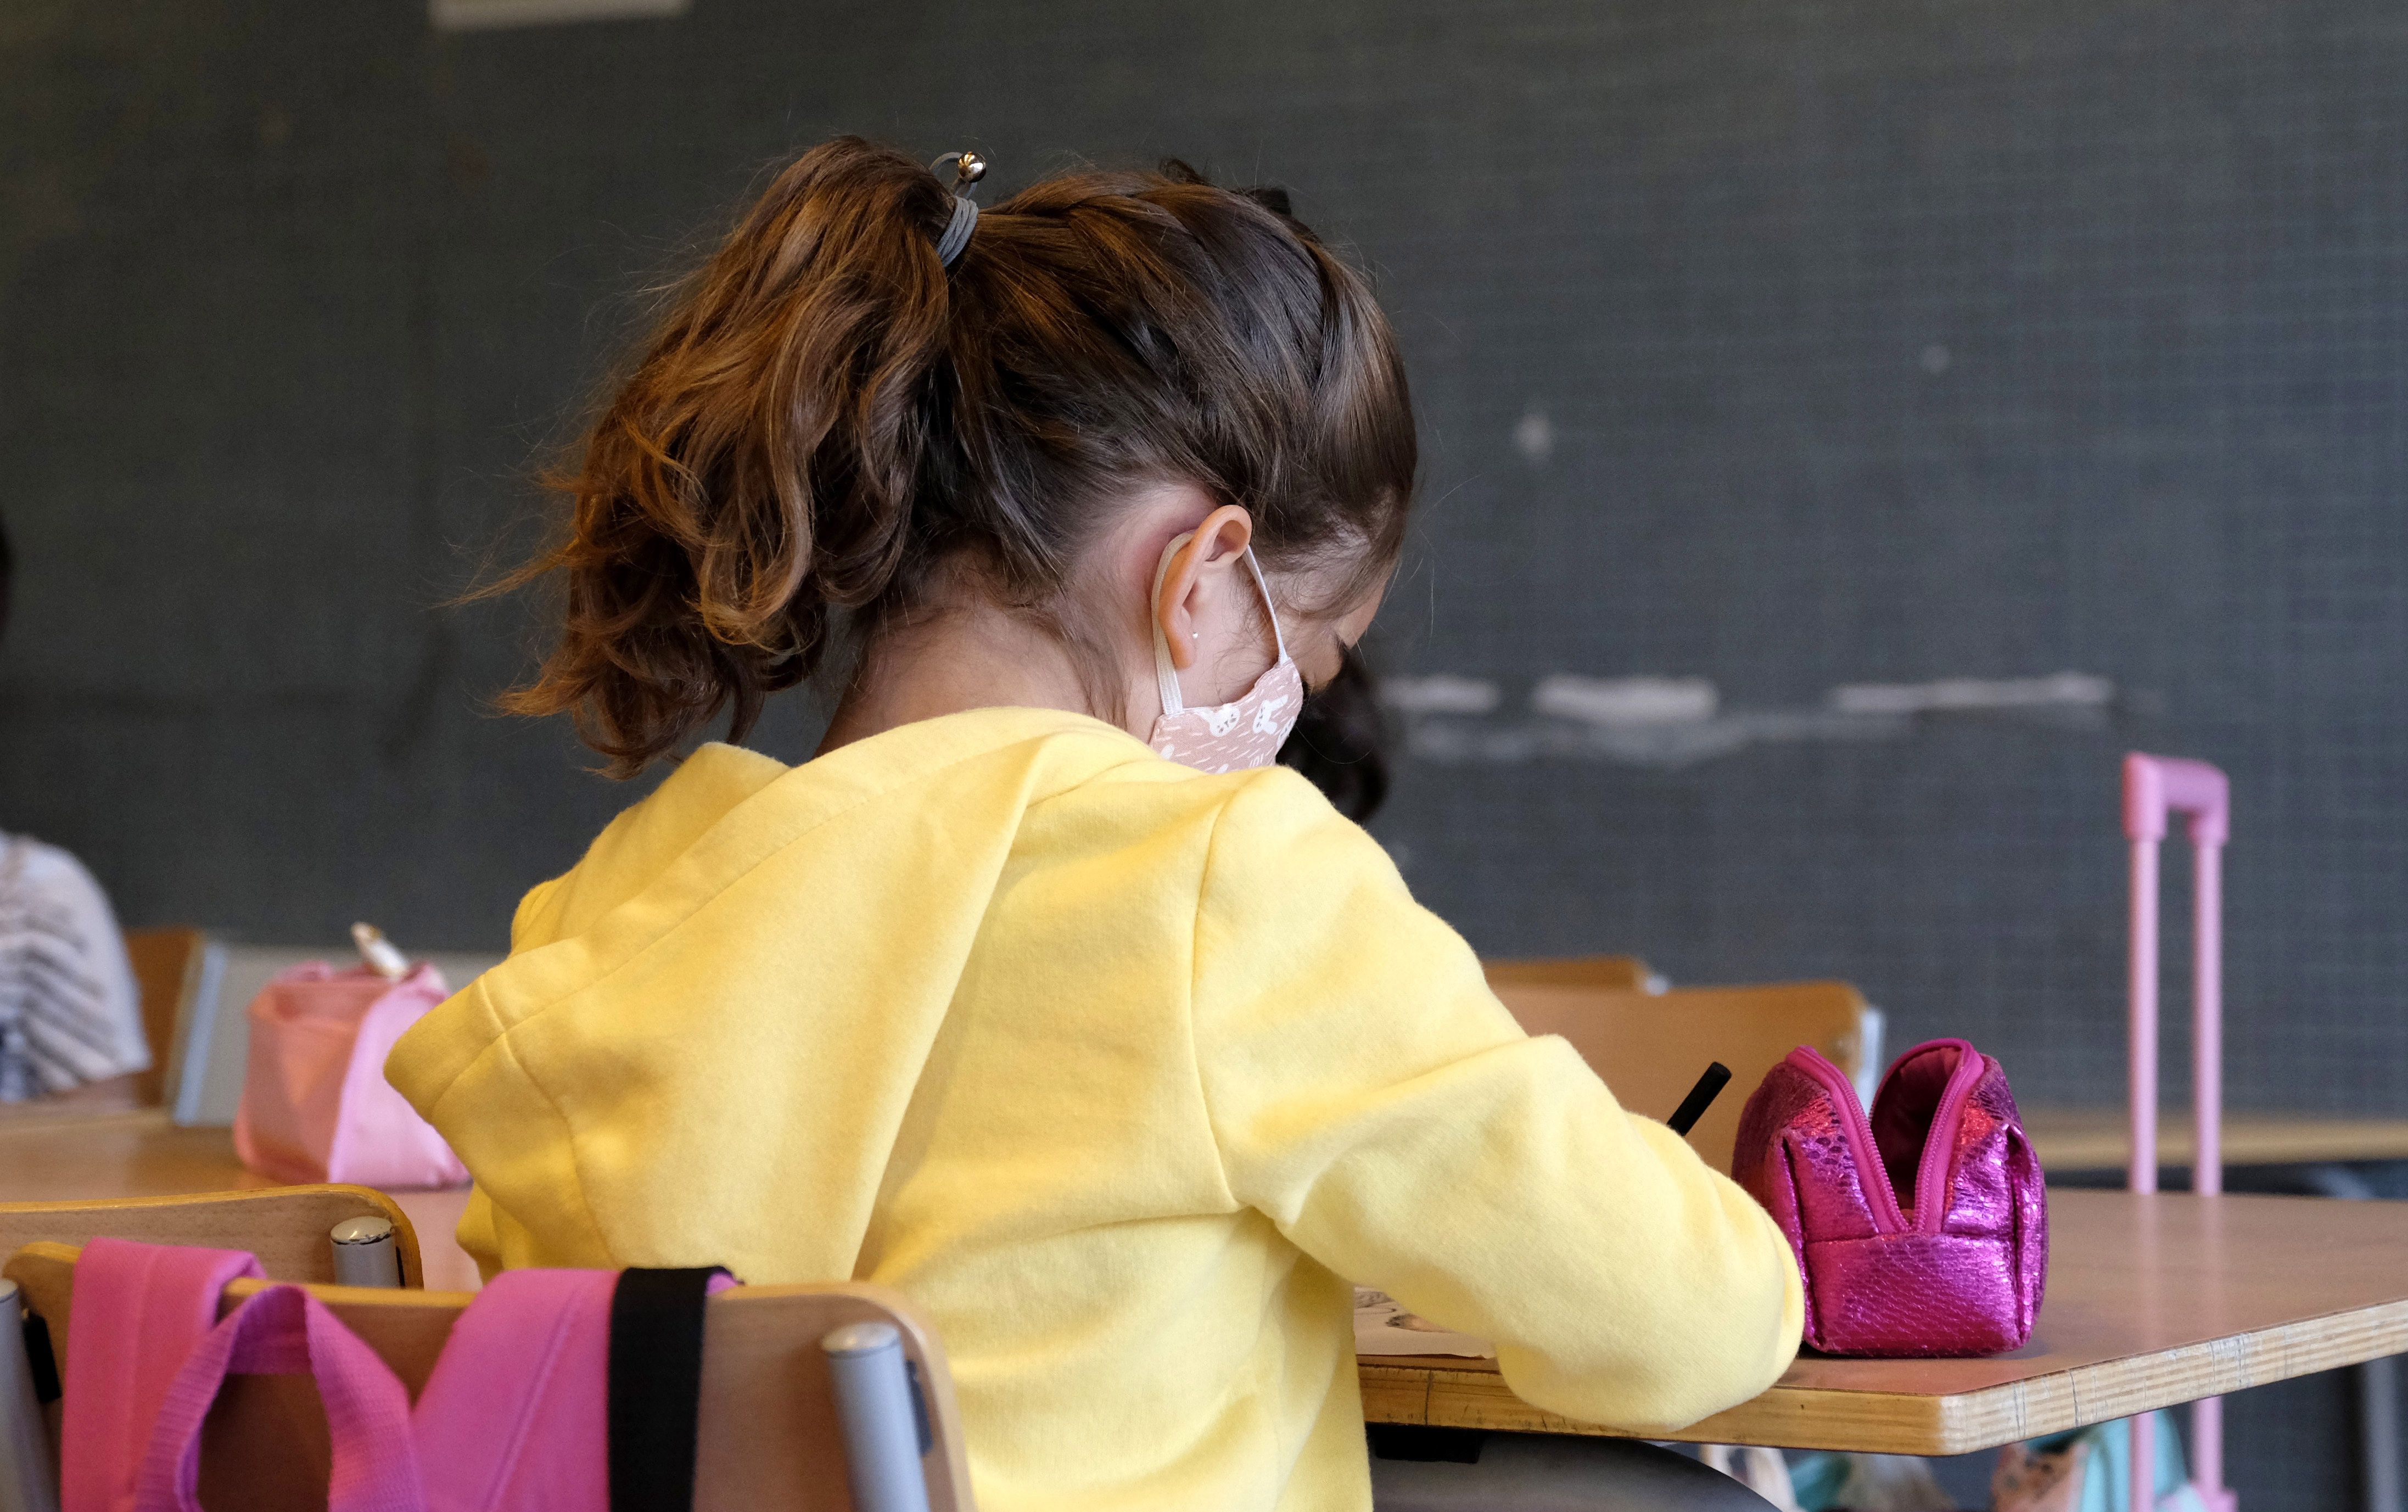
[0,836,147,1100]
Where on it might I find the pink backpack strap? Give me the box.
[411,1268,617,1510]
[61,1239,264,1512]
[410,1267,742,1512]
[133,1285,422,1512]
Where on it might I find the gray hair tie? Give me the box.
[930,151,987,268]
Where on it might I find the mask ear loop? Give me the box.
[1151,533,1196,718]
[1151,534,1292,720]
[1238,548,1291,664]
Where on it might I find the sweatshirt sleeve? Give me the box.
[1187,771,1803,1433]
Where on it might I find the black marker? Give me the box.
[1667,1061,1733,1136]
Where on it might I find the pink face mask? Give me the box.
[1146,533,1306,773]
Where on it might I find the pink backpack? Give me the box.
[233,963,468,1190]
[59,1238,727,1512]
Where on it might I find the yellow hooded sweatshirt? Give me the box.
[388,705,1802,1512]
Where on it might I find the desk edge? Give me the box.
[1361,1293,2408,1454]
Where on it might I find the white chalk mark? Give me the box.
[1382,675,1502,715]
[1412,707,1906,768]
[1828,672,2112,716]
[1513,408,1555,464]
[1388,669,2118,767]
[1531,676,1718,726]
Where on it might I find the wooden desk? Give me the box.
[1362,1190,2408,1455]
[2023,1107,2408,1172]
[0,1110,480,1290]
[11,1116,2402,1456]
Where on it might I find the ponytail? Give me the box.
[504,136,1415,776]
[500,138,956,774]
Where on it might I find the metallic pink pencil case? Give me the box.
[1732,1038,2047,1357]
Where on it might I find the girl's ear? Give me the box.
[1155,505,1255,671]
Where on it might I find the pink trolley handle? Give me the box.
[2123,752,2235,1512]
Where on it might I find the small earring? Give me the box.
[1191,631,1200,640]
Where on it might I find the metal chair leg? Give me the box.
[0,1279,59,1512]
[823,1321,933,1512]
[329,1215,404,1287]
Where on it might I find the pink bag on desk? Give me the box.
[1733,1037,2047,1357]
[233,962,468,1190]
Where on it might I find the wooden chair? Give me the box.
[0,1187,423,1286]
[0,927,213,1122]
[5,1242,976,1512]
[1489,979,1877,1175]
[1482,954,1665,993]
[124,927,209,1107]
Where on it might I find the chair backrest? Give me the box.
[1490,979,1875,1174]
[1482,954,1663,993]
[4,1243,976,1512]
[123,927,209,1107]
[0,1187,422,1286]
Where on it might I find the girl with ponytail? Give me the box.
[393,137,1800,1512]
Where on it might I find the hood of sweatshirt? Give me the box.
[387,705,1162,1279]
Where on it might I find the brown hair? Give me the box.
[503,136,1416,777]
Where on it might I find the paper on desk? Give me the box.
[1353,1287,1496,1358]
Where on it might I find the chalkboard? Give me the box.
[3,0,2404,1146]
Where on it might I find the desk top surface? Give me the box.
[8,1116,2405,1457]
[1364,1188,2408,1454]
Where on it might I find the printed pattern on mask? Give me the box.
[1150,669,1302,774]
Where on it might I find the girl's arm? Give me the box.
[1189,770,1804,1434]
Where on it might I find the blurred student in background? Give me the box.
[0,511,149,1102]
